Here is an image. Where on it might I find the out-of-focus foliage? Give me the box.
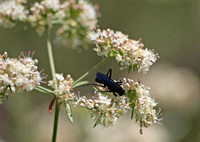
[0,0,200,142]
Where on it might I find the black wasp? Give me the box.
[94,69,125,96]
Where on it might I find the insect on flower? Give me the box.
[79,69,125,96]
[95,69,125,96]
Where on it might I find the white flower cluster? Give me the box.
[29,0,98,40]
[78,0,98,30]
[76,90,129,127]
[89,29,158,74]
[29,0,65,34]
[0,0,98,48]
[0,0,28,27]
[56,0,98,49]
[122,78,162,134]
[48,73,75,102]
[0,52,42,102]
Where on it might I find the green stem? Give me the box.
[47,29,56,80]
[35,86,77,102]
[46,28,60,142]
[52,100,60,142]
[73,57,110,85]
[35,86,55,96]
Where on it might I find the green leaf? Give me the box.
[73,81,89,88]
[64,102,74,124]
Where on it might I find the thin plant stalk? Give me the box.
[47,29,56,80]
[46,28,60,142]
[35,86,55,96]
[73,57,110,86]
[52,99,60,142]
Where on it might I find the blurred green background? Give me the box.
[0,0,200,141]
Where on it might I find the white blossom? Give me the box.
[122,78,162,134]
[29,0,64,35]
[90,29,158,74]
[0,0,28,27]
[0,52,42,103]
[78,0,97,30]
[56,0,98,49]
[29,0,98,43]
[48,73,75,102]
[76,90,129,127]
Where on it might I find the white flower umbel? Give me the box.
[0,52,42,103]
[122,78,162,134]
[78,0,97,30]
[29,0,64,35]
[89,29,158,74]
[76,90,129,127]
[48,73,75,102]
[56,0,98,49]
[29,0,98,44]
[0,0,28,27]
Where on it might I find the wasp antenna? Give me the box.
[77,83,104,88]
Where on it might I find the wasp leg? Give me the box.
[106,69,112,78]
[113,92,117,96]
